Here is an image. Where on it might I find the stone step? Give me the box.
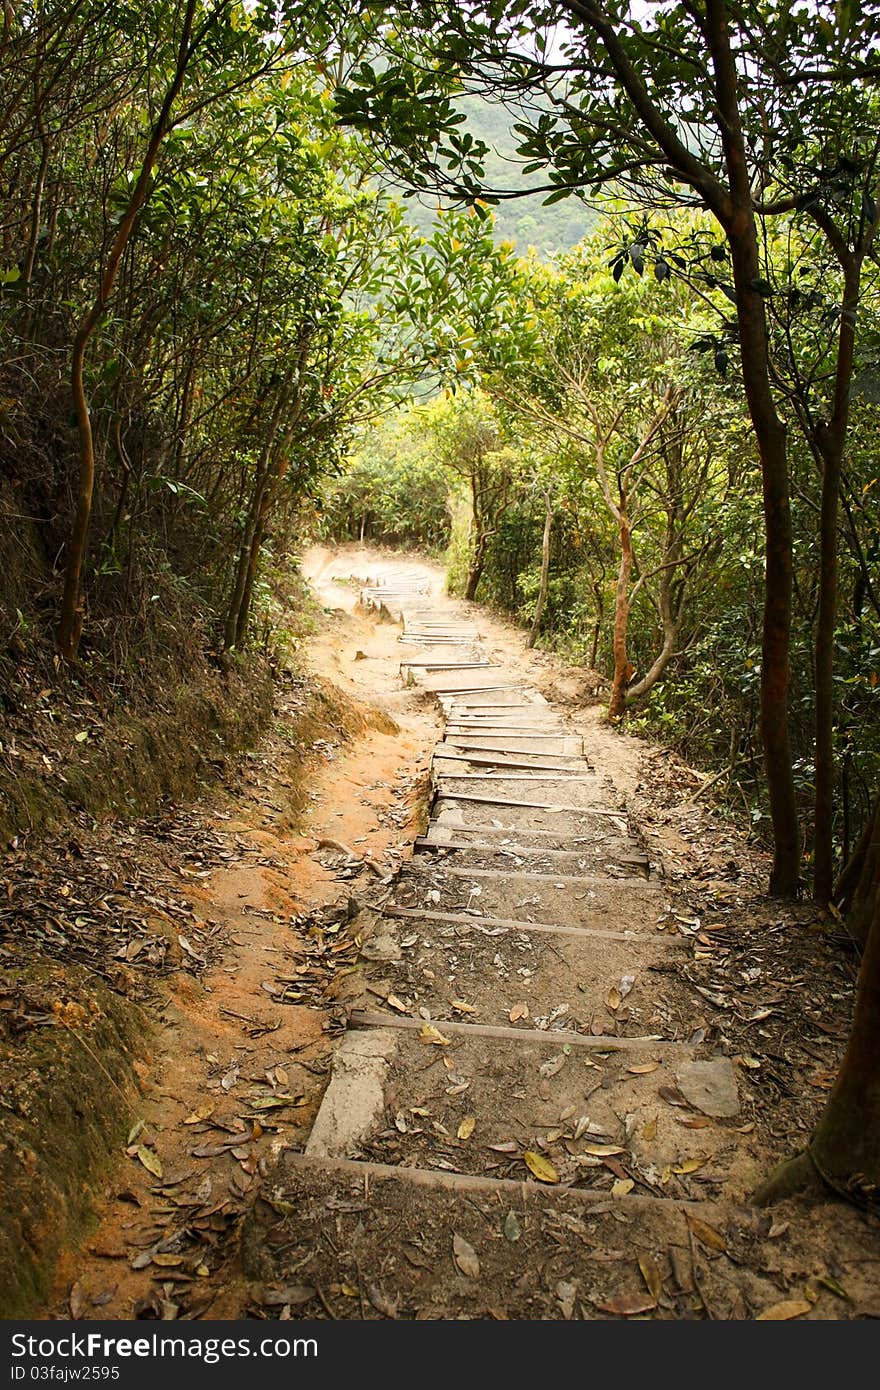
[242,1156,763,1320]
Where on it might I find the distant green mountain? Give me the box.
[396,93,597,259]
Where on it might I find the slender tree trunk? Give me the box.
[836,799,880,951]
[607,500,632,720]
[57,0,200,662]
[813,261,861,903]
[625,579,679,705]
[235,488,272,648]
[223,387,291,648]
[755,811,880,1204]
[527,491,553,649]
[464,552,486,602]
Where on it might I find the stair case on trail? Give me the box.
[251,570,758,1319]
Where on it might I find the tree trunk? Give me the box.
[703,0,799,895]
[223,387,291,649]
[607,500,632,721]
[57,0,200,662]
[754,814,880,1205]
[526,492,553,649]
[812,261,860,904]
[837,799,880,951]
[235,489,272,648]
[464,559,484,602]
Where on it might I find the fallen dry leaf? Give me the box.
[756,1300,812,1321]
[508,1001,529,1022]
[385,994,408,1013]
[183,1101,215,1126]
[457,1116,475,1141]
[452,1233,480,1279]
[638,1254,663,1301]
[581,1143,625,1157]
[419,1023,451,1046]
[503,1211,521,1242]
[595,1293,656,1317]
[451,998,477,1014]
[135,1145,162,1179]
[627,1061,659,1075]
[524,1150,559,1184]
[687,1216,727,1253]
[672,1157,705,1174]
[611,1178,635,1198]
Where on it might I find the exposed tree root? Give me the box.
[752,1151,825,1206]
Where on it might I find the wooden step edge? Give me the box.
[445,733,583,743]
[404,863,656,889]
[435,774,598,788]
[383,904,681,945]
[434,792,618,814]
[414,835,648,865]
[425,822,629,840]
[428,685,525,694]
[400,661,495,670]
[432,754,590,773]
[281,1153,741,1215]
[349,1008,681,1049]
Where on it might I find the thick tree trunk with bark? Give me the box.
[707,0,799,893]
[755,815,880,1204]
[837,799,880,951]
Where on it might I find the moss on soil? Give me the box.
[0,660,275,847]
[0,963,149,1318]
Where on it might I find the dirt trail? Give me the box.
[47,545,880,1320]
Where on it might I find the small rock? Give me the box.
[360,934,402,962]
[675,1058,740,1118]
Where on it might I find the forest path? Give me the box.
[47,545,875,1321]
[243,548,876,1320]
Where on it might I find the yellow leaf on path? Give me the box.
[457,1116,475,1141]
[524,1150,559,1184]
[451,998,477,1014]
[672,1157,705,1174]
[607,986,622,1011]
[508,1001,529,1022]
[386,994,408,1013]
[757,1300,812,1321]
[643,1116,658,1142]
[611,1178,635,1198]
[183,1101,215,1125]
[582,1143,625,1157]
[638,1254,663,1300]
[627,1061,659,1074]
[687,1216,727,1253]
[419,1023,451,1046]
[135,1145,162,1179]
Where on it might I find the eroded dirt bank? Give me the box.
[3,544,878,1319]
